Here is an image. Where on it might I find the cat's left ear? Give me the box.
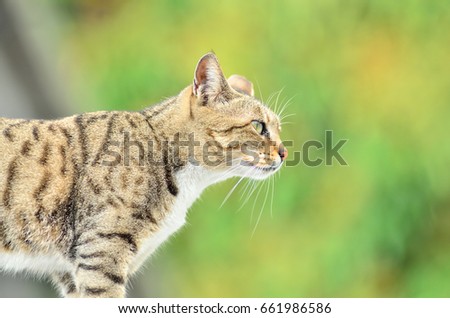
[193,53,231,105]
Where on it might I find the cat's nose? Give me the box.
[278,144,288,161]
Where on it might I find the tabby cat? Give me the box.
[0,53,287,297]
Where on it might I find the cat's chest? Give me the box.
[140,185,200,253]
[130,166,210,270]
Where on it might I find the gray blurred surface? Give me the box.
[0,49,39,118]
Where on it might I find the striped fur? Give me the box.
[0,53,285,297]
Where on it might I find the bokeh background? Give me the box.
[0,0,449,297]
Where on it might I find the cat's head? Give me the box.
[185,53,287,180]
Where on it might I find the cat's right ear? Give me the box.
[193,53,230,105]
[227,74,254,96]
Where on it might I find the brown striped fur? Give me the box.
[0,53,286,297]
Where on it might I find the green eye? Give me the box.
[251,120,266,135]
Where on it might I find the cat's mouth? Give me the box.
[238,160,282,179]
[255,165,279,172]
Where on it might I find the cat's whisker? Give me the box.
[238,179,254,205]
[280,112,295,127]
[220,166,255,208]
[277,96,291,116]
[280,113,296,121]
[251,179,271,237]
[238,174,258,206]
[273,88,285,115]
[270,175,275,219]
[239,177,260,212]
[210,158,243,178]
[255,80,265,105]
[265,90,279,107]
[267,88,284,112]
[218,167,241,183]
[250,180,265,225]
[277,95,295,119]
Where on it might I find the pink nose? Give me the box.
[279,144,288,161]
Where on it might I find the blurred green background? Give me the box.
[0,0,449,297]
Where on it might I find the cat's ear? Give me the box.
[193,53,231,105]
[227,74,254,96]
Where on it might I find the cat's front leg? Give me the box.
[51,272,80,298]
[73,231,137,298]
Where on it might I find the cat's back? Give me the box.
[0,115,83,252]
[0,116,77,181]
[0,110,153,255]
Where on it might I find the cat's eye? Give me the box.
[251,120,268,136]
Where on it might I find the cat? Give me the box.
[0,53,287,297]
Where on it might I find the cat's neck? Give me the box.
[140,86,193,135]
[175,162,231,190]
[140,86,233,191]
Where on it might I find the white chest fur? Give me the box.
[129,165,224,273]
